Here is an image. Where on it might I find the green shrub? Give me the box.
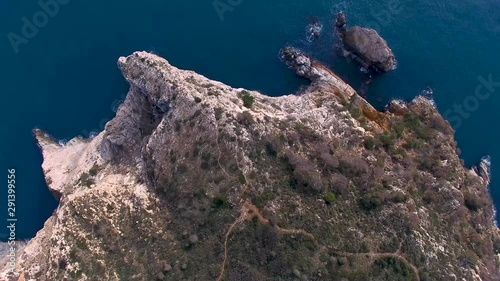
[200,152,217,170]
[324,192,336,204]
[88,164,100,176]
[359,118,369,130]
[286,151,324,193]
[238,172,247,184]
[422,190,436,204]
[464,192,482,212]
[215,107,224,120]
[212,195,230,209]
[390,147,407,159]
[414,126,434,140]
[59,259,67,270]
[240,111,255,125]
[373,257,415,280]
[403,138,422,149]
[363,137,376,150]
[350,108,362,119]
[403,113,434,140]
[390,192,407,203]
[403,113,421,131]
[241,91,255,108]
[251,188,276,209]
[79,173,94,187]
[377,132,395,149]
[392,121,405,137]
[295,122,318,140]
[494,239,500,254]
[265,140,278,157]
[207,89,220,96]
[360,192,385,211]
[418,155,439,172]
[177,164,188,174]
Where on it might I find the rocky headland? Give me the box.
[5,49,499,281]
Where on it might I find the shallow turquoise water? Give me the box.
[0,0,499,239]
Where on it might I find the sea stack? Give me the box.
[335,11,397,73]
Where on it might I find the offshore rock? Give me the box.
[335,11,397,73]
[306,17,323,41]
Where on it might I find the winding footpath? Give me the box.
[216,200,420,281]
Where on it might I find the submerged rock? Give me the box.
[306,17,323,41]
[475,155,492,187]
[335,11,397,73]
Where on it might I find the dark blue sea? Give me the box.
[0,0,499,239]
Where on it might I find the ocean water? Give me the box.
[0,0,499,239]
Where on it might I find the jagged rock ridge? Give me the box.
[8,51,500,281]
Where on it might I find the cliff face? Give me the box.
[12,51,499,281]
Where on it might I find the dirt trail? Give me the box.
[331,238,420,281]
[215,201,251,281]
[242,202,317,242]
[216,201,319,281]
[216,201,420,281]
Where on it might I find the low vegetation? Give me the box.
[78,173,94,187]
[240,91,255,108]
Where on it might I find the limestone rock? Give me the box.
[335,12,397,73]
